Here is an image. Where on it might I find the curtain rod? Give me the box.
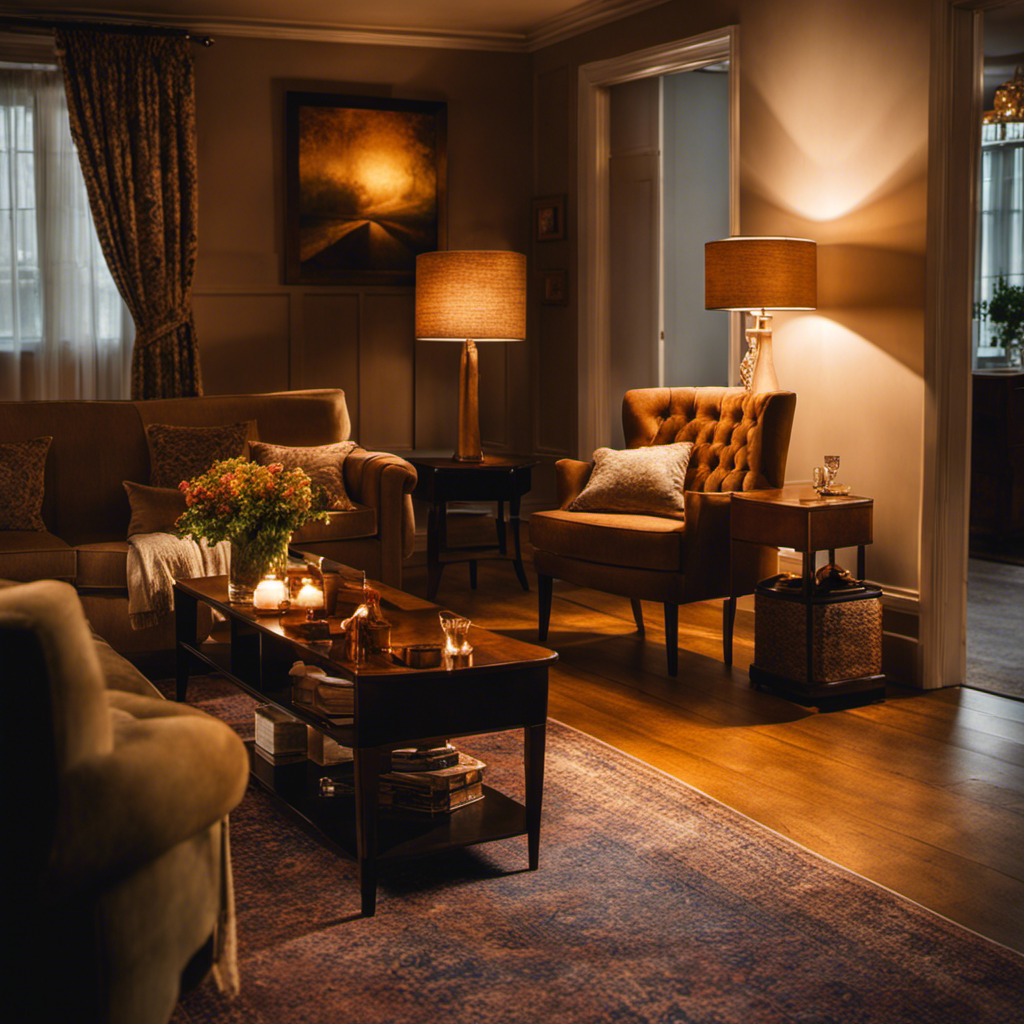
[0,15,214,46]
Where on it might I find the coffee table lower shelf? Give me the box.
[248,743,531,863]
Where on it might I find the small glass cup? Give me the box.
[823,454,840,488]
[438,611,472,656]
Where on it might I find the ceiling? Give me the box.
[3,0,670,50]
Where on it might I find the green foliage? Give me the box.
[975,276,1024,358]
[175,457,328,561]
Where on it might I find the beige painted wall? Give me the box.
[531,0,930,598]
[191,35,533,454]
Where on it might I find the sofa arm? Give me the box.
[555,458,593,508]
[344,447,418,580]
[48,697,248,895]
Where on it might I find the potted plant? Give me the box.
[976,275,1024,368]
[176,457,328,602]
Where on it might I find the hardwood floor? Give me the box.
[401,543,1024,955]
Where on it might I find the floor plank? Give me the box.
[401,536,1024,953]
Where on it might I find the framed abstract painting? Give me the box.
[285,93,447,285]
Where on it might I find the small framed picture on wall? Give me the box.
[533,195,566,242]
[540,269,568,305]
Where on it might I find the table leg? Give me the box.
[723,596,736,666]
[524,722,546,870]
[496,498,507,554]
[174,589,198,702]
[353,746,382,917]
[510,491,529,592]
[804,550,815,686]
[426,504,443,600]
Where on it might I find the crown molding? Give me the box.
[0,0,673,53]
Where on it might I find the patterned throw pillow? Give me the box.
[568,442,694,516]
[249,440,357,511]
[123,480,187,537]
[0,436,52,531]
[146,421,253,489]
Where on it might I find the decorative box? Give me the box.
[254,705,307,761]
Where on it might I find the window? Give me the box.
[0,63,131,399]
[975,120,1024,369]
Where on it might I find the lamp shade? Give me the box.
[705,237,817,311]
[415,250,527,341]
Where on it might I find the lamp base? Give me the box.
[455,339,483,461]
[743,311,779,393]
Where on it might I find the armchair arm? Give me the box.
[343,447,418,577]
[681,491,778,602]
[554,458,593,508]
[47,698,248,895]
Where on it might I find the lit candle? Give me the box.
[253,577,288,610]
[295,578,324,610]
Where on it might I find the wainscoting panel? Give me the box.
[300,293,361,437]
[360,292,415,451]
[194,293,290,396]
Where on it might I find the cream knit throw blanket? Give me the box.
[127,532,231,630]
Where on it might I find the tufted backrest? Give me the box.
[622,387,796,492]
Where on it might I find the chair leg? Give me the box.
[723,596,736,666]
[630,599,645,635]
[538,573,553,642]
[664,603,678,676]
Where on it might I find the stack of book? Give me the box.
[254,705,307,764]
[380,748,486,816]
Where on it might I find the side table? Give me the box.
[410,455,537,601]
[730,485,885,706]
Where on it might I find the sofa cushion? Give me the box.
[123,481,187,537]
[0,436,51,530]
[146,421,254,489]
[0,531,75,581]
[250,440,357,511]
[290,504,377,544]
[568,442,693,516]
[75,541,129,590]
[529,509,687,572]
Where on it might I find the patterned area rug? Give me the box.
[168,677,1024,1024]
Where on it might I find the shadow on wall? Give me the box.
[739,82,928,377]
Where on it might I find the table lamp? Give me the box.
[415,250,527,462]
[704,236,817,392]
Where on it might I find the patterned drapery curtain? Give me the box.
[54,29,202,399]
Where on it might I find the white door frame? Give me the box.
[920,0,1009,689]
[577,27,739,458]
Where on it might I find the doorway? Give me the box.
[966,1,1024,701]
[577,28,738,457]
[605,66,730,448]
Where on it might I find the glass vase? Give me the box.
[228,535,289,604]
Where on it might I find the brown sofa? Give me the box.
[2,578,249,1024]
[0,389,417,652]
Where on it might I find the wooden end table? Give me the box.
[410,454,536,600]
[730,485,884,704]
[174,571,556,917]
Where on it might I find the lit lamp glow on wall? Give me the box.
[415,250,527,461]
[705,237,817,393]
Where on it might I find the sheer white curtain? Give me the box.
[0,64,132,400]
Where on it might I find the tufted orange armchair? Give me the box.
[529,386,796,675]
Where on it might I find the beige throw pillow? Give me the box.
[568,442,694,515]
[123,480,188,537]
[146,421,254,489]
[0,436,51,531]
[249,440,358,511]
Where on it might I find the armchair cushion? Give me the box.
[291,504,377,543]
[530,509,687,571]
[250,439,357,511]
[0,530,75,581]
[568,442,693,515]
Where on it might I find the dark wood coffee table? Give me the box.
[174,573,555,916]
